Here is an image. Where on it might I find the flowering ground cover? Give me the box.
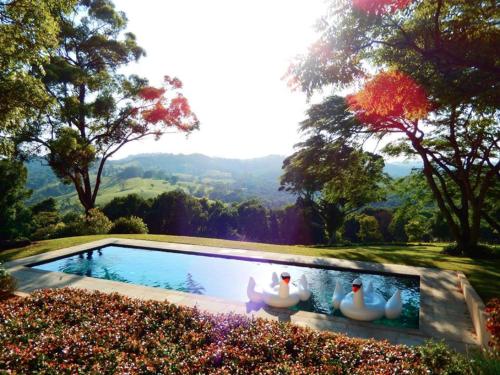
[0,288,472,374]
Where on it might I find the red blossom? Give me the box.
[352,0,413,14]
[138,86,166,100]
[164,75,183,89]
[347,70,431,129]
[485,298,500,351]
[0,288,434,373]
[170,96,191,115]
[142,103,169,123]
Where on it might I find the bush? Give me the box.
[48,209,112,238]
[32,222,67,241]
[486,298,500,353]
[0,238,31,251]
[357,214,383,242]
[442,243,499,258]
[0,288,471,374]
[417,340,471,374]
[110,216,148,234]
[404,215,431,242]
[80,209,112,235]
[0,263,16,300]
[468,349,500,375]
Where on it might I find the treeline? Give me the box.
[20,189,495,246]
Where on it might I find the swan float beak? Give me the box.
[352,278,363,293]
[281,272,291,284]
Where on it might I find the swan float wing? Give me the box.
[247,277,263,302]
[385,289,402,319]
[332,280,345,310]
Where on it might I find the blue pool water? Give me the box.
[32,246,420,328]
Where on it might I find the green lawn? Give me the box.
[1,234,498,301]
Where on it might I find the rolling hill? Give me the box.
[25,153,420,211]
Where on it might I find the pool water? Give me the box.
[32,246,420,329]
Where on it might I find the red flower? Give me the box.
[142,103,169,123]
[352,0,413,15]
[138,87,166,101]
[347,70,430,129]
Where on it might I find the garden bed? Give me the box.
[0,288,470,374]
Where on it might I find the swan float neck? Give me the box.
[278,272,290,298]
[352,278,364,309]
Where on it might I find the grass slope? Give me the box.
[1,235,498,301]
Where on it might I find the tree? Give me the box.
[17,0,199,214]
[31,197,58,215]
[146,190,204,236]
[102,193,151,221]
[236,200,269,241]
[0,0,75,157]
[202,200,236,239]
[0,160,32,240]
[278,199,326,245]
[357,214,383,243]
[280,96,388,244]
[287,0,499,255]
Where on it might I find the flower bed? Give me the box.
[0,289,467,374]
[486,298,500,353]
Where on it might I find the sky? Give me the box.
[113,0,328,159]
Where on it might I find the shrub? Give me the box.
[32,222,67,241]
[357,214,383,242]
[417,340,471,374]
[0,263,16,300]
[0,288,471,374]
[404,215,431,242]
[81,208,112,234]
[442,243,499,258]
[110,216,148,234]
[486,298,500,353]
[0,237,31,251]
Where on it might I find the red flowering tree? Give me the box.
[18,1,199,214]
[287,0,499,255]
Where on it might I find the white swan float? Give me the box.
[247,272,311,308]
[332,278,402,321]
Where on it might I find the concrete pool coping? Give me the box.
[4,238,478,352]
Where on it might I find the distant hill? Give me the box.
[25,153,421,210]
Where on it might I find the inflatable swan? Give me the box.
[247,272,311,308]
[332,278,402,321]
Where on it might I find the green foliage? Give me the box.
[81,208,112,235]
[468,349,500,375]
[31,211,62,240]
[31,197,58,215]
[0,0,75,156]
[102,193,151,221]
[280,96,388,244]
[47,128,96,185]
[16,0,197,214]
[0,160,32,241]
[289,0,500,255]
[0,288,470,373]
[0,263,16,300]
[110,216,148,234]
[236,200,269,241]
[357,214,383,243]
[278,198,326,245]
[405,215,432,242]
[418,340,472,375]
[147,190,205,236]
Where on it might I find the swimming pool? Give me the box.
[31,245,420,329]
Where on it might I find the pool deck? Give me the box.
[4,238,478,352]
